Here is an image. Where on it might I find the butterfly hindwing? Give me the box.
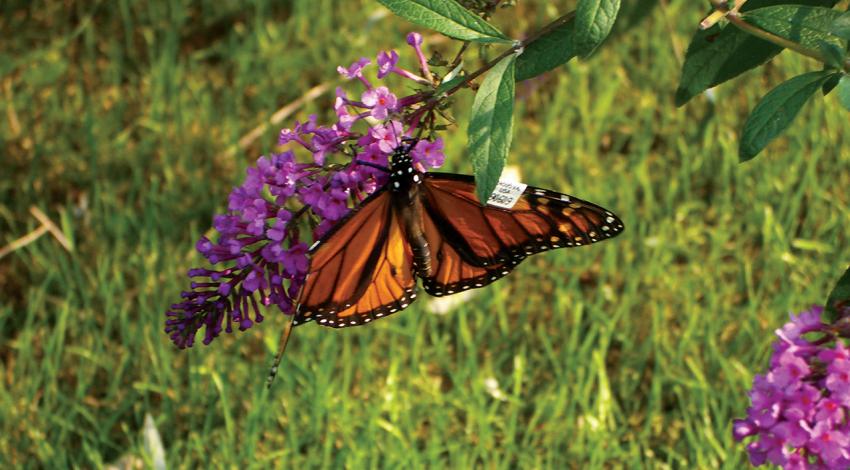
[295,189,417,328]
[420,210,515,296]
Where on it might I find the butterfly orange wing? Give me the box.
[295,189,417,328]
[420,211,513,296]
[419,173,623,295]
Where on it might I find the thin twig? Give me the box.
[0,207,73,260]
[449,42,471,69]
[0,226,49,260]
[29,206,72,252]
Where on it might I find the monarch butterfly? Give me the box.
[295,141,624,326]
[266,141,624,385]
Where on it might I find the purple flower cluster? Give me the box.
[165,33,446,348]
[734,306,850,468]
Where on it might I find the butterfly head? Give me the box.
[388,141,422,194]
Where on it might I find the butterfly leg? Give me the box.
[266,313,296,389]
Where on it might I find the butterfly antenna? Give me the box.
[387,113,416,152]
[266,312,296,389]
[356,160,391,172]
[392,117,402,147]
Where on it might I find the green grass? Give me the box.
[2,0,850,467]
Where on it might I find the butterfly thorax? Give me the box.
[389,143,432,277]
[388,143,423,198]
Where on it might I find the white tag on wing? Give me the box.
[486,180,527,209]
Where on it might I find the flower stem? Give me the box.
[449,42,470,69]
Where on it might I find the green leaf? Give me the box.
[675,0,838,106]
[376,0,511,43]
[830,10,850,40]
[743,5,845,51]
[838,75,850,111]
[676,26,778,106]
[615,0,658,32]
[818,40,847,69]
[822,70,841,94]
[515,19,577,81]
[739,70,834,161]
[575,0,622,57]
[825,265,850,323]
[468,54,517,204]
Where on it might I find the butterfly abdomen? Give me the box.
[410,237,432,277]
[395,187,432,278]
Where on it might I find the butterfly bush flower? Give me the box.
[406,32,431,81]
[165,34,446,349]
[361,86,398,120]
[734,306,850,468]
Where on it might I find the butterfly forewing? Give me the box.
[521,186,625,245]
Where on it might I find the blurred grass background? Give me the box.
[2,0,849,467]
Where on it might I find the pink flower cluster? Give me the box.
[735,306,850,468]
[165,33,445,348]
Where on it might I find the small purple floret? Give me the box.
[377,50,398,79]
[412,138,445,169]
[337,57,371,79]
[406,32,431,80]
[362,86,398,120]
